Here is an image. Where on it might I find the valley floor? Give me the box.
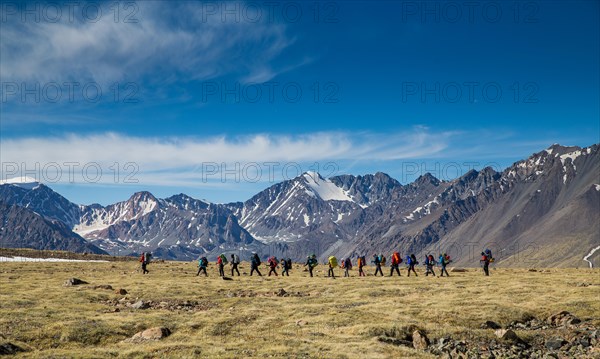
[0,261,599,358]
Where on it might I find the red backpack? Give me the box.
[268,256,278,267]
[392,252,401,265]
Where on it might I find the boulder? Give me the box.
[579,337,591,348]
[130,300,150,310]
[412,329,430,350]
[125,327,171,342]
[63,278,88,286]
[546,311,580,327]
[481,320,502,329]
[276,288,288,297]
[494,329,527,346]
[115,288,128,295]
[545,338,567,351]
[0,342,24,355]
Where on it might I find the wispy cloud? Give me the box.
[0,129,454,186]
[0,2,293,88]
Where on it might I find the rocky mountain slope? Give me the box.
[0,182,262,260]
[0,201,106,254]
[342,144,599,268]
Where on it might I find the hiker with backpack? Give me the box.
[438,253,450,277]
[267,256,279,276]
[342,257,352,277]
[406,254,418,276]
[281,258,292,276]
[304,254,318,277]
[217,254,227,277]
[327,256,338,278]
[372,254,383,276]
[390,251,402,276]
[139,252,149,274]
[357,255,366,276]
[424,254,436,277]
[230,254,240,276]
[250,252,262,276]
[480,250,493,276]
[196,256,208,276]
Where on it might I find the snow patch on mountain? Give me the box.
[559,150,583,165]
[302,172,354,202]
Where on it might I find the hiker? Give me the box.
[372,254,383,276]
[139,252,149,274]
[480,251,491,276]
[250,252,262,276]
[281,258,292,276]
[230,254,240,276]
[327,256,338,278]
[304,254,318,277]
[196,256,208,276]
[217,254,226,277]
[267,256,279,276]
[342,257,352,277]
[357,255,366,276]
[406,254,418,276]
[424,254,436,276]
[390,251,402,276]
[438,253,450,277]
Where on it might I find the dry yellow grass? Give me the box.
[1,260,599,358]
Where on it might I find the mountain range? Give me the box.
[0,143,598,267]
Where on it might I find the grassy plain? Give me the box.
[1,259,599,358]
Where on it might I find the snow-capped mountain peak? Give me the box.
[0,176,41,190]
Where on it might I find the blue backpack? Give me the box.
[406,256,413,265]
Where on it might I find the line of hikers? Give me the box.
[194,249,495,277]
[196,253,292,277]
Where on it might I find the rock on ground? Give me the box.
[545,337,567,350]
[130,300,150,310]
[63,278,88,286]
[481,320,502,329]
[546,311,581,327]
[0,342,24,355]
[412,329,430,350]
[494,329,528,346]
[124,327,171,342]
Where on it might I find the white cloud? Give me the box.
[0,129,453,187]
[0,2,293,87]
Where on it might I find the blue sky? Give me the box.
[1,0,598,205]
